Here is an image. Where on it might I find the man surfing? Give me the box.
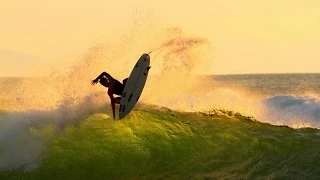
[92,72,128,120]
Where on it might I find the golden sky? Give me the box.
[1,0,320,76]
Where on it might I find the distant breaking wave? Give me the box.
[261,95,320,128]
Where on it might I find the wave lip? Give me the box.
[262,95,320,129]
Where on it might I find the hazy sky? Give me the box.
[1,0,320,76]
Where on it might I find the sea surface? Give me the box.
[0,74,320,179]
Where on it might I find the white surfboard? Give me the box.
[119,54,150,119]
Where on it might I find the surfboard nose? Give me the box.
[143,54,150,61]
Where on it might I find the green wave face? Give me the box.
[1,107,320,179]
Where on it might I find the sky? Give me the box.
[1,0,320,76]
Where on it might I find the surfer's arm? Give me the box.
[92,72,115,84]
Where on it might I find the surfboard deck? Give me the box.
[119,54,150,119]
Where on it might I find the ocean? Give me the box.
[0,73,319,179]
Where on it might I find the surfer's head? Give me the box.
[99,77,110,87]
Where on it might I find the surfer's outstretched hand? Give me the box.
[91,79,99,85]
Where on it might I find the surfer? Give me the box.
[92,72,128,120]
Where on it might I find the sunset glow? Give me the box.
[1,0,319,76]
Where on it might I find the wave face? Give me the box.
[1,107,319,179]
